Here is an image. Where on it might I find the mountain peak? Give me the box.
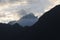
[17,13,38,27]
[21,13,37,19]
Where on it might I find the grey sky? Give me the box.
[0,0,53,16]
[0,0,59,23]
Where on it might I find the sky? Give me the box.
[0,0,60,23]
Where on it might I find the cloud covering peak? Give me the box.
[0,0,59,23]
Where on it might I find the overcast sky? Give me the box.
[0,0,60,23]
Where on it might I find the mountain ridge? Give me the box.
[9,13,38,27]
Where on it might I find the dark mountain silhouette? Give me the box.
[30,5,60,40]
[0,5,60,40]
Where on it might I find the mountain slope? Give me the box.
[30,5,60,40]
[17,13,38,27]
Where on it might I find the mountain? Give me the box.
[9,13,38,27]
[29,5,60,40]
[8,21,17,25]
[0,5,60,40]
[17,13,38,27]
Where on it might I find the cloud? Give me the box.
[17,9,27,16]
[0,0,59,23]
[0,0,57,13]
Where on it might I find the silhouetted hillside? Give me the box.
[30,5,60,40]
